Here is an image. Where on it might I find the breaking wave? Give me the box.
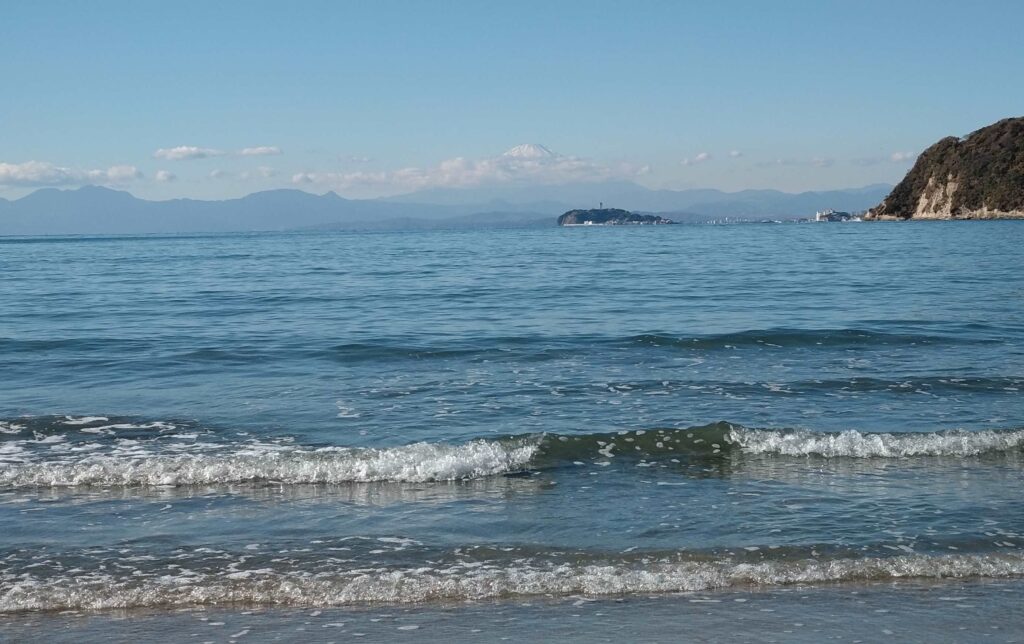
[0,438,539,487]
[726,425,1024,458]
[1,417,1023,488]
[533,423,1024,462]
[3,551,1023,612]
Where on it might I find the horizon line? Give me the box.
[0,181,896,205]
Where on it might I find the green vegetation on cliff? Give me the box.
[868,117,1024,219]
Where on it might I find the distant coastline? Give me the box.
[0,184,892,236]
[557,208,674,226]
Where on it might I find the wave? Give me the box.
[725,425,1024,458]
[534,423,1024,462]
[2,326,991,364]
[2,418,1023,488]
[3,551,1023,612]
[320,328,964,362]
[289,328,1000,363]
[0,438,539,487]
[624,328,994,349]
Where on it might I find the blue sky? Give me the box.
[2,0,1022,200]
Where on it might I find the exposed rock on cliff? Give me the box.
[866,117,1024,220]
[557,208,674,226]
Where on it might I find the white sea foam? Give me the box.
[729,427,1024,458]
[61,416,110,425]
[0,443,29,463]
[3,423,1022,489]
[2,552,1022,612]
[0,422,24,435]
[0,438,539,487]
[85,422,177,432]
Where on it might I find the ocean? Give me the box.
[1,221,1023,641]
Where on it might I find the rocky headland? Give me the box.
[866,117,1024,220]
[557,208,674,226]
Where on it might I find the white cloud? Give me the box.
[240,166,276,181]
[729,150,743,158]
[755,156,839,169]
[209,169,229,179]
[239,146,282,157]
[0,161,141,186]
[90,165,142,182]
[155,145,285,160]
[852,151,917,166]
[681,152,712,166]
[155,170,176,182]
[154,146,224,161]
[292,144,645,195]
[0,161,78,186]
[851,157,883,167]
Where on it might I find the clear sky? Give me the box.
[2,0,1022,200]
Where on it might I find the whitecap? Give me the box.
[0,438,540,488]
[730,427,1024,458]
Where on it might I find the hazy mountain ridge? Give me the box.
[0,182,891,235]
[0,187,490,235]
[387,182,892,218]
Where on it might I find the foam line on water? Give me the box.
[3,552,1023,612]
[0,438,539,487]
[534,424,1024,462]
[728,426,1024,458]
[3,418,1023,489]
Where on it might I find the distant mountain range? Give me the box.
[385,180,893,217]
[0,182,892,235]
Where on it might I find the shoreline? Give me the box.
[3,577,1022,642]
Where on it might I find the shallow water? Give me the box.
[2,580,1023,643]
[1,222,1023,634]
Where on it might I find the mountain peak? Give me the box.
[75,184,121,193]
[502,144,555,159]
[15,184,137,205]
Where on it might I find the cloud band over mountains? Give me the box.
[1,143,915,196]
[292,144,650,194]
[0,161,141,187]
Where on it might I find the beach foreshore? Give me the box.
[3,577,1022,643]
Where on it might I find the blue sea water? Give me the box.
[1,221,1023,638]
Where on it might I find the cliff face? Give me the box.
[867,117,1024,220]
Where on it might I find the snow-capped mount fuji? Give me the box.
[501,143,556,159]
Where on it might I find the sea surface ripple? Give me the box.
[2,222,1023,613]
